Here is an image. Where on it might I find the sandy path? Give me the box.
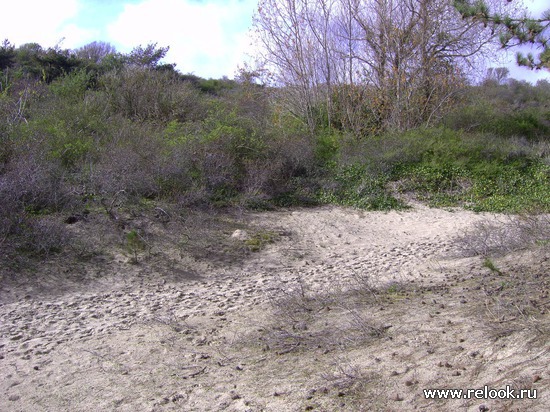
[1,204,547,411]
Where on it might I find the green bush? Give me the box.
[314,128,340,167]
[100,67,205,122]
[3,39,550,262]
[468,163,550,212]
[317,163,404,210]
[443,81,550,140]
[381,129,550,212]
[49,69,93,100]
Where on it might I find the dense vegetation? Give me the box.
[0,40,549,259]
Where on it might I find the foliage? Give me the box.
[387,129,550,212]
[198,77,237,95]
[0,39,16,71]
[99,66,203,122]
[125,229,148,263]
[454,0,550,70]
[317,163,405,210]
[49,68,94,100]
[13,43,81,82]
[443,78,550,139]
[127,43,170,69]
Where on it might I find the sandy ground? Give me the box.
[0,203,548,411]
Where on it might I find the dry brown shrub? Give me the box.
[92,121,165,199]
[261,277,388,355]
[457,214,550,257]
[0,144,71,249]
[458,214,550,344]
[19,216,71,256]
[94,144,160,198]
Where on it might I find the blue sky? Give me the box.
[1,0,549,81]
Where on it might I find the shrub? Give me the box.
[49,69,94,100]
[18,216,70,256]
[331,127,550,212]
[442,81,550,140]
[458,214,550,257]
[0,146,69,215]
[100,67,206,122]
[314,128,340,167]
[317,163,404,210]
[93,121,164,199]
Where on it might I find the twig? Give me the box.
[155,206,171,223]
[101,190,126,221]
[181,366,207,379]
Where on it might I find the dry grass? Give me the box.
[457,214,550,257]
[456,213,550,343]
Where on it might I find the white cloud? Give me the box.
[0,0,85,47]
[107,0,258,78]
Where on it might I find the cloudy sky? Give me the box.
[1,0,549,81]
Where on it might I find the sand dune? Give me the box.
[1,204,548,411]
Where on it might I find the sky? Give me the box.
[1,0,549,82]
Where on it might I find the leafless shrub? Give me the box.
[93,122,163,199]
[156,144,195,198]
[176,187,211,209]
[20,217,71,256]
[99,190,128,222]
[261,276,388,355]
[319,356,390,410]
[347,268,383,303]
[321,357,379,392]
[238,158,288,208]
[261,279,339,354]
[2,148,69,211]
[0,190,21,242]
[344,309,389,340]
[95,144,159,198]
[0,146,70,246]
[531,140,550,166]
[459,214,549,339]
[200,149,238,191]
[268,132,315,178]
[469,241,550,342]
[243,158,283,194]
[457,214,550,257]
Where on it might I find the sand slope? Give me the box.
[1,204,548,411]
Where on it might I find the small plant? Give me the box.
[245,230,278,252]
[499,280,511,289]
[386,283,399,294]
[125,229,147,263]
[482,257,502,274]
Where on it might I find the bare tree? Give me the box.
[75,41,117,64]
[253,0,322,130]
[254,0,500,133]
